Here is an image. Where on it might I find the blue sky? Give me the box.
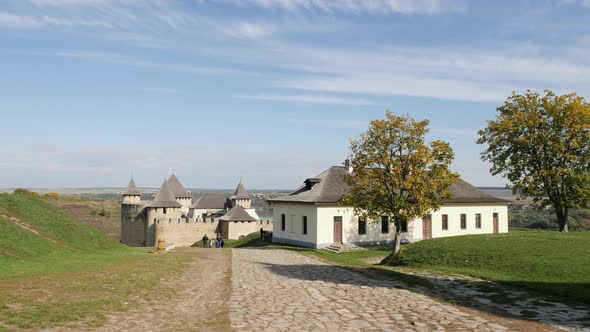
[1,0,590,189]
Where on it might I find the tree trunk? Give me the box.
[392,230,402,255]
[556,207,569,232]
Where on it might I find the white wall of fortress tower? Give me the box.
[122,194,141,204]
[177,197,192,215]
[146,206,183,246]
[233,198,251,209]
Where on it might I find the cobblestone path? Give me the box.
[229,248,559,332]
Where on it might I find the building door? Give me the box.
[493,213,499,234]
[422,215,432,240]
[333,216,343,244]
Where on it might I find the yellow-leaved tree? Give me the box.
[341,112,459,254]
[478,90,590,232]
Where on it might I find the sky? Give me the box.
[1,0,590,189]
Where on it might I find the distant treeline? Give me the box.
[509,206,590,231]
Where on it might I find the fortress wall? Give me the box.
[155,220,219,247]
[121,203,146,246]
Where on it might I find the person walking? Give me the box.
[202,234,209,248]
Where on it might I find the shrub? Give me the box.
[13,188,39,198]
[43,192,60,200]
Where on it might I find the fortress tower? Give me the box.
[144,179,182,246]
[120,177,145,246]
[122,177,141,204]
[167,174,193,216]
[230,180,251,209]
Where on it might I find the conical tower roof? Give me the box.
[167,174,192,198]
[123,177,141,196]
[231,180,249,199]
[146,180,182,208]
[220,204,257,222]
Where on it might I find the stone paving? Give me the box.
[387,268,590,332]
[229,248,559,332]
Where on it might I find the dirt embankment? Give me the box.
[47,200,121,240]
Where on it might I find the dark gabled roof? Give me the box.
[269,166,350,204]
[268,166,510,205]
[146,180,182,208]
[231,181,250,199]
[190,194,228,209]
[123,178,141,196]
[445,179,509,204]
[219,204,257,222]
[167,174,192,198]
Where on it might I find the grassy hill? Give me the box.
[0,193,194,330]
[386,230,590,304]
[0,193,138,279]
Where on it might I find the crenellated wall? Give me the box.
[155,218,219,247]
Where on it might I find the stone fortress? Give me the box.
[121,174,272,247]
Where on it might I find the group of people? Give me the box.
[201,233,224,248]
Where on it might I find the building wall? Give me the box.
[272,202,509,248]
[120,203,146,246]
[155,219,218,247]
[189,208,225,219]
[271,203,319,248]
[223,221,259,240]
[408,204,509,241]
[122,195,141,204]
[176,197,192,216]
[233,198,251,209]
[146,207,183,246]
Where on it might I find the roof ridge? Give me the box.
[146,179,182,208]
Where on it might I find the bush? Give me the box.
[43,192,60,200]
[13,188,39,198]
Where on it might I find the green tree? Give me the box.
[478,90,590,232]
[341,112,459,254]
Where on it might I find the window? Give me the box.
[381,216,389,234]
[475,213,482,229]
[163,207,167,214]
[302,216,308,235]
[281,214,286,231]
[401,221,408,233]
[460,214,467,229]
[358,217,366,235]
[442,214,448,230]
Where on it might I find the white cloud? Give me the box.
[223,22,275,39]
[27,0,146,8]
[0,12,112,28]
[225,0,467,15]
[0,144,343,189]
[251,44,590,102]
[560,0,590,8]
[234,93,380,106]
[28,50,259,76]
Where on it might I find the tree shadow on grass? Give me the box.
[258,260,590,331]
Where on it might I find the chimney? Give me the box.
[344,159,353,173]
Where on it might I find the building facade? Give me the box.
[269,166,510,249]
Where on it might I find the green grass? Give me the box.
[0,193,195,329]
[0,193,142,279]
[385,230,590,304]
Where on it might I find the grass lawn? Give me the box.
[0,193,194,330]
[385,230,590,305]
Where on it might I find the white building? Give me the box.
[268,166,510,249]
